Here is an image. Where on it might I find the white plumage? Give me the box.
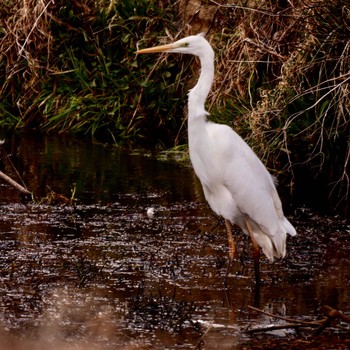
[137,33,296,283]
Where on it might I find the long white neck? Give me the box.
[188,48,215,121]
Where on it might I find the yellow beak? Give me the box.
[136,43,176,54]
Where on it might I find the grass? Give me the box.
[0,0,185,145]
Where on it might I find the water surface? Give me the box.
[0,131,349,349]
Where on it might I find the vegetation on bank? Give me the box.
[0,0,184,143]
[0,0,350,207]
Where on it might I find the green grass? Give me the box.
[0,0,187,145]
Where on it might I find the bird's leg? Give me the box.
[244,219,260,285]
[224,219,235,285]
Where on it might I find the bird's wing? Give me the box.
[203,122,296,260]
[208,124,284,237]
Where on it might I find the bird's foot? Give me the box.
[224,258,234,287]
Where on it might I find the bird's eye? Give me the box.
[181,42,190,47]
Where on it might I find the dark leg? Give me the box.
[244,219,260,284]
[224,219,235,286]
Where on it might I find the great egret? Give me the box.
[136,33,296,284]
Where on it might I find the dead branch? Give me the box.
[321,305,350,323]
[246,305,350,336]
[245,322,319,334]
[313,305,350,336]
[0,171,31,195]
[247,305,323,326]
[194,321,214,349]
[243,38,287,60]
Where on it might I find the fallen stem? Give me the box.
[194,321,214,349]
[246,305,350,336]
[0,171,31,195]
[245,322,319,334]
[320,305,350,324]
[313,305,350,335]
[247,305,324,326]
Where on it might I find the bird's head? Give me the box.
[136,33,212,58]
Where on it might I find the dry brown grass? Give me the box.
[177,0,350,177]
[0,0,55,123]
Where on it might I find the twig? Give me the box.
[321,305,350,324]
[313,305,350,336]
[246,305,350,336]
[247,305,323,326]
[208,0,299,18]
[18,0,55,57]
[245,322,319,334]
[194,321,214,349]
[0,171,31,195]
[243,38,287,60]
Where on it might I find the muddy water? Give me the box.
[0,131,349,349]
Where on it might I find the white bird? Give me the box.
[136,33,296,284]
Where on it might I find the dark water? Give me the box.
[0,130,349,349]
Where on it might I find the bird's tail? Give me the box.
[284,218,297,237]
[257,232,286,262]
[245,219,285,262]
[260,218,296,261]
[244,217,296,262]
